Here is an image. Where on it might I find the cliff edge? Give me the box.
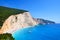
[0,12,38,34]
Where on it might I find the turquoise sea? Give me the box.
[12,24,60,40]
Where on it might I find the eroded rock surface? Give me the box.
[0,12,38,34]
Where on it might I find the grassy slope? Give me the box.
[0,6,28,27]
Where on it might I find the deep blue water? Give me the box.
[12,24,60,40]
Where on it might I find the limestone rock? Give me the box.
[0,12,38,34]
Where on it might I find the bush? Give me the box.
[0,33,15,40]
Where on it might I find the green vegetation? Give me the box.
[0,26,1,29]
[0,33,14,40]
[0,6,28,27]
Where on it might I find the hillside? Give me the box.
[0,6,28,26]
[36,18,55,24]
[0,33,14,40]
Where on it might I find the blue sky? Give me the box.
[0,0,60,23]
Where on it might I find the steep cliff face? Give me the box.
[0,12,38,34]
[0,6,28,26]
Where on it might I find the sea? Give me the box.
[12,24,60,40]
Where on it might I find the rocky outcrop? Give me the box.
[0,12,38,34]
[34,18,55,25]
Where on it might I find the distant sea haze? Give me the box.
[12,24,60,40]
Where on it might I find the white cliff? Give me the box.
[0,12,38,34]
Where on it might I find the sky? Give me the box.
[0,0,60,23]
